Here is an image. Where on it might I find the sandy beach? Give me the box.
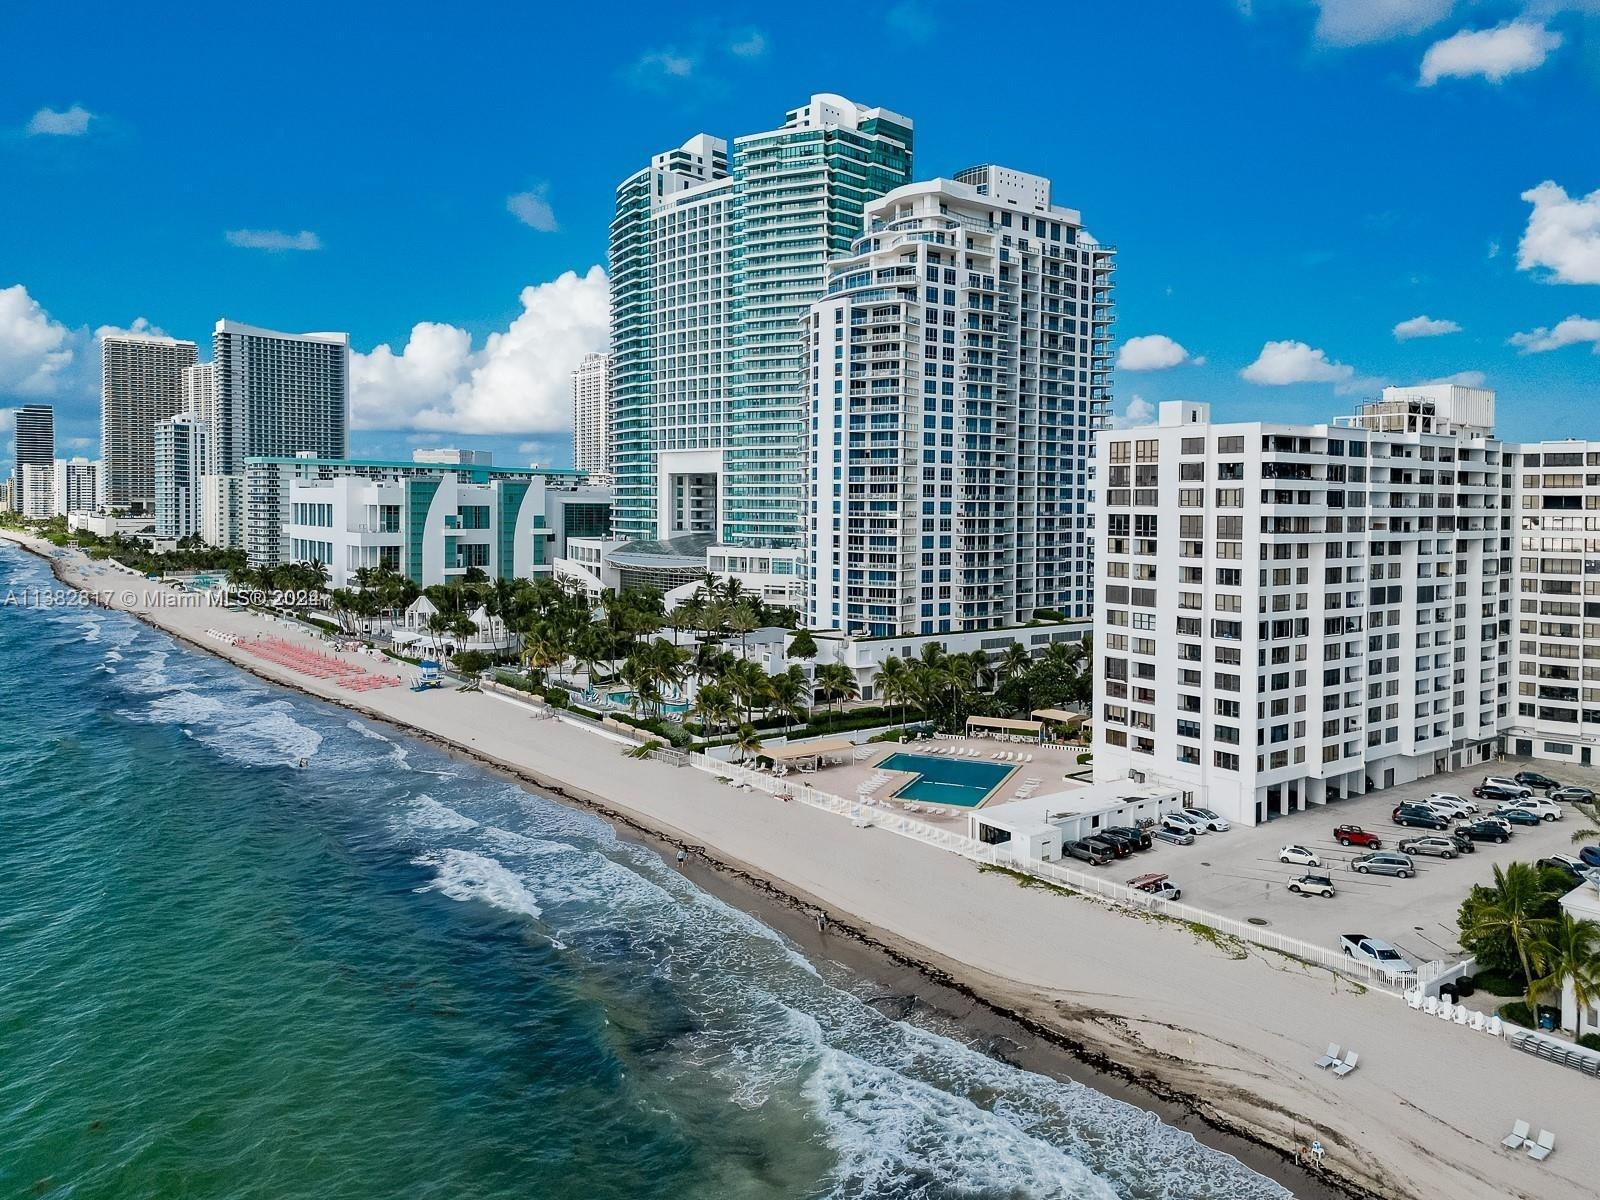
[9,530,1595,1200]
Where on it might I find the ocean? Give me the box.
[0,543,1293,1200]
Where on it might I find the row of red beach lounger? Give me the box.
[239,636,402,691]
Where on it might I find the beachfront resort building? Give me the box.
[51,457,100,516]
[1504,438,1600,766]
[572,352,612,487]
[101,333,197,513]
[201,321,350,549]
[154,413,209,540]
[12,404,54,512]
[603,94,915,601]
[18,462,55,519]
[244,453,611,588]
[805,166,1115,637]
[1092,387,1513,827]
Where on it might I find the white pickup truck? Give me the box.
[1339,933,1414,976]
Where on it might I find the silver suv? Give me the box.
[1352,851,1417,878]
[1397,835,1458,859]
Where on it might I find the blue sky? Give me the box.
[2,0,1596,468]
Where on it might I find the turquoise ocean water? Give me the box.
[0,544,1292,1200]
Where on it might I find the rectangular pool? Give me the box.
[876,752,1012,808]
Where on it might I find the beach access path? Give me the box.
[11,533,1596,1200]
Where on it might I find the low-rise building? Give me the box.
[967,781,1180,862]
[244,455,610,588]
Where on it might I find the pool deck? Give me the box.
[799,735,1088,829]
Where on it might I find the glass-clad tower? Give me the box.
[605,96,913,593]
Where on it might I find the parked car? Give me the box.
[1066,839,1112,866]
[1152,826,1195,846]
[1459,820,1510,845]
[1085,834,1130,859]
[1127,872,1182,901]
[1339,933,1415,976]
[1392,804,1450,831]
[1352,851,1416,878]
[1279,844,1323,868]
[1398,835,1459,859]
[1334,824,1383,848]
[1187,807,1231,832]
[1548,785,1596,804]
[1425,792,1478,816]
[1288,872,1336,898]
[1163,812,1209,836]
[1450,829,1477,854]
[1492,806,1544,829]
[1472,783,1526,804]
[1481,776,1533,797]
[1514,770,1561,791]
[1537,855,1595,885]
[1097,828,1144,855]
[1501,796,1563,822]
[1105,825,1153,851]
[1579,845,1600,869]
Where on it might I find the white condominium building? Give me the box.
[606,97,915,598]
[209,320,349,549]
[1093,389,1513,827]
[1505,440,1600,767]
[52,457,100,515]
[154,414,208,540]
[572,352,612,485]
[245,455,612,589]
[806,167,1115,636]
[101,334,197,512]
[19,462,54,519]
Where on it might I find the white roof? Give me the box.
[978,780,1179,827]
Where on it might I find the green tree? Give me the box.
[691,683,737,736]
[1527,912,1600,1025]
[815,662,859,716]
[767,666,809,734]
[787,628,819,660]
[1459,863,1560,989]
[733,723,763,765]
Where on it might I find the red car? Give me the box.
[1335,824,1383,849]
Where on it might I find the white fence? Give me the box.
[689,751,1420,995]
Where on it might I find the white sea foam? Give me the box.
[415,848,543,920]
[403,793,479,833]
[121,688,324,767]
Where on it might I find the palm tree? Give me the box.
[727,602,759,657]
[1463,863,1559,990]
[877,655,913,727]
[733,722,763,765]
[1527,912,1600,1027]
[725,657,771,724]
[997,642,1031,684]
[815,662,858,715]
[692,683,737,737]
[767,666,809,734]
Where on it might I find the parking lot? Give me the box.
[1101,761,1599,977]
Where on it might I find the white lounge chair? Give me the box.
[1313,1043,1340,1069]
[1501,1119,1530,1150]
[1333,1050,1359,1077]
[1469,1010,1487,1032]
[1453,1005,1469,1025]
[1487,1015,1503,1037]
[1528,1130,1554,1161]
[1436,999,1454,1020]
[1422,995,1439,1015]
[1405,989,1423,1010]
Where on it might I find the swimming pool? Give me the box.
[876,752,1012,808]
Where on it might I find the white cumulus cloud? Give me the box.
[728,29,767,57]
[225,228,322,252]
[1117,334,1194,371]
[1420,369,1488,387]
[1241,340,1355,385]
[1393,314,1462,340]
[507,187,558,233]
[1109,395,1156,430]
[27,105,93,136]
[351,266,609,435]
[1419,21,1561,85]
[1517,181,1600,285]
[1312,0,1454,46]
[1510,316,1600,355]
[0,283,82,397]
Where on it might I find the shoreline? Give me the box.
[2,533,1345,1198]
[6,530,1589,1200]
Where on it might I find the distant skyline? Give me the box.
[2,0,1596,468]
